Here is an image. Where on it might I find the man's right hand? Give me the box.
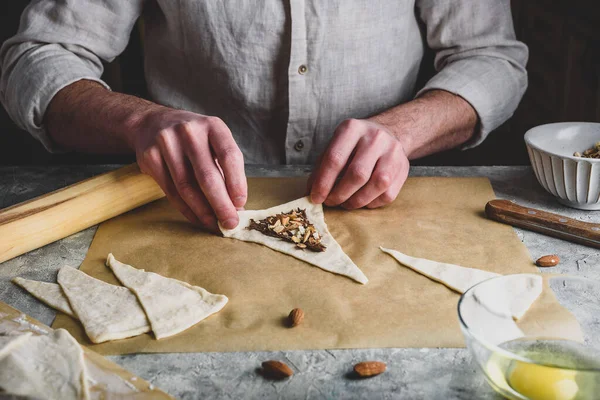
[128,108,247,231]
[45,80,246,231]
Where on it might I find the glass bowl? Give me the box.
[458,274,600,400]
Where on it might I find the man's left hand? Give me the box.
[308,118,409,209]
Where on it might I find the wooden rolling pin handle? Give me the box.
[0,164,165,265]
[485,199,600,249]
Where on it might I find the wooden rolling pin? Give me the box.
[485,199,600,249]
[0,164,165,264]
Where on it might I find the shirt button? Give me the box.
[294,140,304,151]
[298,65,308,75]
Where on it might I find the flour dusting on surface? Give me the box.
[85,358,139,394]
[11,314,49,335]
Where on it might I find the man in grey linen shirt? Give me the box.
[0,1,527,231]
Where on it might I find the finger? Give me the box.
[207,118,247,208]
[366,161,409,209]
[325,138,383,207]
[310,119,363,203]
[140,146,202,225]
[341,151,399,209]
[306,153,324,196]
[163,169,217,230]
[157,130,218,229]
[179,123,239,229]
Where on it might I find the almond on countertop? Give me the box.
[536,255,560,267]
[288,308,304,327]
[261,360,293,379]
[353,361,386,377]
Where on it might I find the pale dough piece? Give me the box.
[472,273,543,320]
[381,247,543,321]
[0,329,90,400]
[460,294,525,346]
[0,332,32,359]
[219,196,368,284]
[57,267,151,343]
[106,254,229,340]
[380,247,498,293]
[12,277,75,317]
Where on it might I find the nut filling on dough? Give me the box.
[247,208,326,252]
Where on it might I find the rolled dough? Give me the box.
[0,329,89,399]
[12,277,75,317]
[106,254,229,340]
[57,267,151,343]
[219,196,368,284]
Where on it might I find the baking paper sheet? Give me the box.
[52,177,581,354]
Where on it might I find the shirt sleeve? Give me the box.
[0,1,145,152]
[415,0,528,148]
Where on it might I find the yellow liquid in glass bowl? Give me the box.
[484,339,600,400]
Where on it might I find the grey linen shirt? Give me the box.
[0,0,527,164]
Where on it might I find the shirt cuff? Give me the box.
[415,57,524,150]
[32,76,111,153]
[2,47,111,153]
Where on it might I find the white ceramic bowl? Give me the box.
[525,122,600,210]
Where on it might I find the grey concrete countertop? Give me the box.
[1,165,599,400]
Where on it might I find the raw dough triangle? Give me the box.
[219,196,368,284]
[460,294,525,346]
[12,277,75,318]
[380,247,498,293]
[0,329,90,400]
[381,247,543,321]
[57,267,151,343]
[106,254,229,340]
[472,273,542,320]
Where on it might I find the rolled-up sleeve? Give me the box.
[415,0,528,148]
[0,1,144,152]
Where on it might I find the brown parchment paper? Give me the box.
[53,177,581,355]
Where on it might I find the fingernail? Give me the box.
[222,218,239,229]
[233,195,247,207]
[311,194,324,204]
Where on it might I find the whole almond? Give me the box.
[536,255,560,267]
[261,360,293,379]
[288,308,304,327]
[354,361,386,377]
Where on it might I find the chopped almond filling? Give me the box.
[247,209,326,252]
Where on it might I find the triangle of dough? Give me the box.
[472,273,542,321]
[106,254,229,340]
[219,196,368,284]
[12,277,75,318]
[381,247,543,321]
[57,267,151,343]
[460,294,525,346]
[0,329,90,399]
[380,247,498,293]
